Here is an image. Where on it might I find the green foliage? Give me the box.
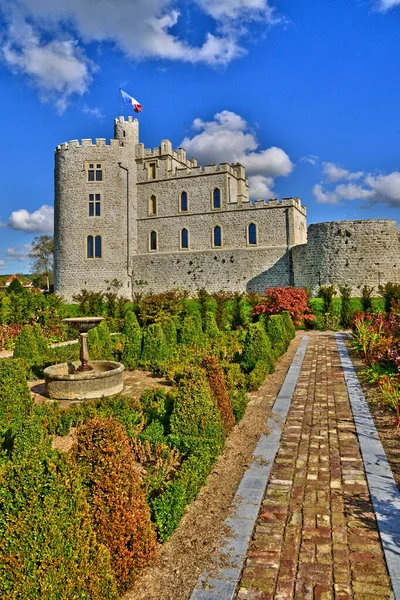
[139,420,166,444]
[281,311,296,341]
[212,291,230,330]
[0,419,117,600]
[230,292,247,329]
[88,320,113,360]
[140,387,173,428]
[5,278,25,295]
[247,360,271,391]
[241,322,274,374]
[169,367,225,458]
[204,311,220,339]
[162,318,178,355]
[229,388,249,422]
[13,324,47,376]
[197,288,211,330]
[361,285,374,313]
[121,310,142,368]
[74,418,157,592]
[339,285,353,328]
[266,314,287,359]
[0,358,32,438]
[378,282,400,314]
[318,285,337,315]
[222,361,247,392]
[141,323,169,365]
[179,314,204,347]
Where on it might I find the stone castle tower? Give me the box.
[54,118,400,301]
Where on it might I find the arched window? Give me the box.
[181,228,189,249]
[95,235,102,258]
[180,191,188,212]
[87,235,94,258]
[149,195,157,215]
[150,230,157,251]
[213,188,221,209]
[248,223,257,245]
[213,225,222,247]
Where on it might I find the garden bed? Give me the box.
[123,334,302,600]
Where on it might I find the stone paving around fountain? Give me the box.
[191,332,400,600]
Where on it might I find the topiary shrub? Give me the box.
[281,310,296,341]
[222,361,247,392]
[229,388,249,422]
[139,387,173,428]
[74,417,157,593]
[162,318,178,355]
[266,314,287,359]
[13,325,43,375]
[241,322,275,375]
[339,285,353,329]
[141,323,169,365]
[247,360,271,391]
[121,310,142,369]
[179,315,204,347]
[0,358,32,438]
[202,356,235,435]
[204,311,220,339]
[169,366,225,459]
[32,324,48,357]
[90,320,114,360]
[0,418,117,600]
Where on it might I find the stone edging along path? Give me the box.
[189,336,310,600]
[336,333,400,600]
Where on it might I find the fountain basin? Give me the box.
[44,361,124,400]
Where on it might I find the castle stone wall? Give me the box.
[292,219,400,293]
[132,246,291,294]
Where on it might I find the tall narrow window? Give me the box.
[89,193,101,216]
[248,223,257,245]
[150,230,157,251]
[213,188,221,209]
[180,191,188,212]
[213,225,222,247]
[181,228,189,249]
[147,162,157,180]
[149,195,157,215]
[88,163,103,182]
[95,235,102,258]
[87,235,94,258]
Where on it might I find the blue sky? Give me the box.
[0,0,399,274]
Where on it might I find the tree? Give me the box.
[29,235,54,292]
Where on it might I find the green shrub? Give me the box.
[169,367,225,458]
[266,314,287,358]
[139,420,166,444]
[361,285,374,313]
[0,358,32,438]
[74,418,157,593]
[141,323,169,365]
[230,292,247,329]
[378,282,400,314]
[140,387,173,428]
[13,325,41,369]
[247,360,270,391]
[204,311,220,339]
[179,314,204,347]
[222,361,247,391]
[281,311,296,341]
[92,320,114,360]
[241,322,274,374]
[339,285,353,328]
[32,324,48,357]
[162,318,178,355]
[0,419,117,600]
[121,310,142,368]
[202,356,235,435]
[229,388,249,422]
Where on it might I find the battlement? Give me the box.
[55,138,121,152]
[241,197,306,214]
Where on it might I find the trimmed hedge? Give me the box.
[241,322,275,375]
[88,320,113,360]
[266,314,287,359]
[74,418,157,593]
[179,315,204,347]
[141,323,169,365]
[0,419,117,600]
[121,310,142,368]
[0,358,32,437]
[202,356,235,435]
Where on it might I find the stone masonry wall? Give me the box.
[292,219,400,293]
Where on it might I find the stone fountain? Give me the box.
[43,317,124,400]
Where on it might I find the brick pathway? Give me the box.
[236,333,393,600]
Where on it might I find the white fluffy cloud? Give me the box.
[313,165,400,208]
[181,110,294,198]
[322,162,363,183]
[0,260,5,269]
[7,205,54,233]
[0,0,280,109]
[6,243,32,262]
[376,0,400,10]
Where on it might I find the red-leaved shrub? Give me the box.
[202,356,235,434]
[253,287,315,326]
[74,417,157,592]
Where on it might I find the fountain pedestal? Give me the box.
[43,317,124,400]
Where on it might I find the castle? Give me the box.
[54,117,400,301]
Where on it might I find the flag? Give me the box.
[120,89,142,113]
